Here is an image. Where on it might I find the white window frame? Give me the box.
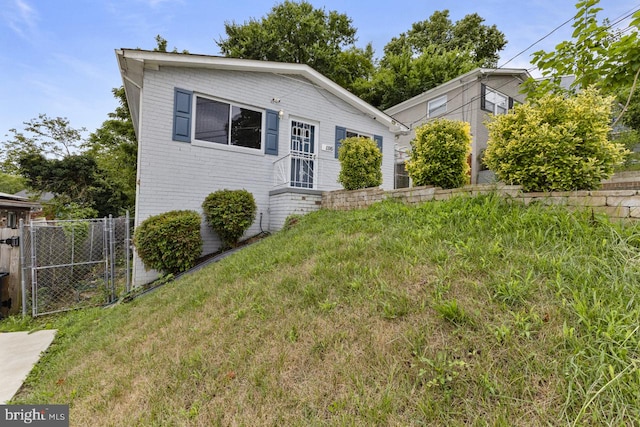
[345,129,372,140]
[484,87,508,115]
[193,94,264,151]
[427,95,447,118]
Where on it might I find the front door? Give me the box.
[290,120,315,188]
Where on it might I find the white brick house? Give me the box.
[116,49,408,285]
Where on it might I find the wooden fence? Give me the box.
[0,228,21,318]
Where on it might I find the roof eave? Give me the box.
[116,49,409,134]
[385,67,532,115]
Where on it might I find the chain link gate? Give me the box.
[20,213,132,317]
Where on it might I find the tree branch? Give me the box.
[612,66,640,128]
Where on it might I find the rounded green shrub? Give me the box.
[202,189,257,248]
[406,119,471,189]
[483,88,628,192]
[338,136,382,190]
[133,210,203,274]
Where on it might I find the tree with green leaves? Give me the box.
[527,0,640,126]
[357,10,507,109]
[2,108,133,217]
[216,1,374,92]
[357,45,478,110]
[0,172,26,194]
[83,87,137,214]
[383,10,507,67]
[1,114,85,174]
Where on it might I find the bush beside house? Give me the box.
[483,88,628,192]
[406,119,472,189]
[337,137,382,190]
[202,189,257,248]
[133,210,203,275]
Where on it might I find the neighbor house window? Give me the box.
[195,96,262,149]
[481,85,509,115]
[427,95,447,118]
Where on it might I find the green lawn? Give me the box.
[3,194,640,426]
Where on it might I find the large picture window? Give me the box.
[195,96,262,149]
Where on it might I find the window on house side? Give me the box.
[195,96,262,149]
[7,211,17,229]
[483,87,508,115]
[427,95,447,118]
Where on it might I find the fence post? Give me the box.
[19,219,26,316]
[109,215,116,303]
[30,220,37,317]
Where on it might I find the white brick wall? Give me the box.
[133,66,395,285]
[269,191,323,231]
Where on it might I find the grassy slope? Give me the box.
[3,195,640,426]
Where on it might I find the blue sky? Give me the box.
[0,0,635,140]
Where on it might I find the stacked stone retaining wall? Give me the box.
[322,184,640,220]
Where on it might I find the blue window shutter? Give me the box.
[265,109,279,155]
[173,88,192,142]
[335,126,346,159]
[508,97,514,110]
[374,135,383,153]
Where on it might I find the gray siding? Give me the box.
[133,66,395,284]
[388,73,526,185]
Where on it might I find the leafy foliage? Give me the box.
[337,137,382,190]
[358,45,477,110]
[216,1,373,92]
[526,0,640,125]
[357,10,506,108]
[202,189,257,248]
[484,88,627,191]
[383,10,507,67]
[17,152,128,218]
[0,172,26,194]
[1,114,85,174]
[83,87,137,215]
[133,210,203,275]
[406,119,471,189]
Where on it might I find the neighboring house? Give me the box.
[0,192,39,229]
[116,49,408,285]
[385,68,531,185]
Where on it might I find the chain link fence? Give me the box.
[20,213,132,317]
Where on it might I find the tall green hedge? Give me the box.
[134,210,202,275]
[338,136,382,190]
[406,119,471,189]
[483,88,627,191]
[202,189,256,248]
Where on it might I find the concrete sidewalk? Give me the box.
[0,330,57,403]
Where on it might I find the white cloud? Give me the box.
[139,0,182,8]
[2,0,39,40]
